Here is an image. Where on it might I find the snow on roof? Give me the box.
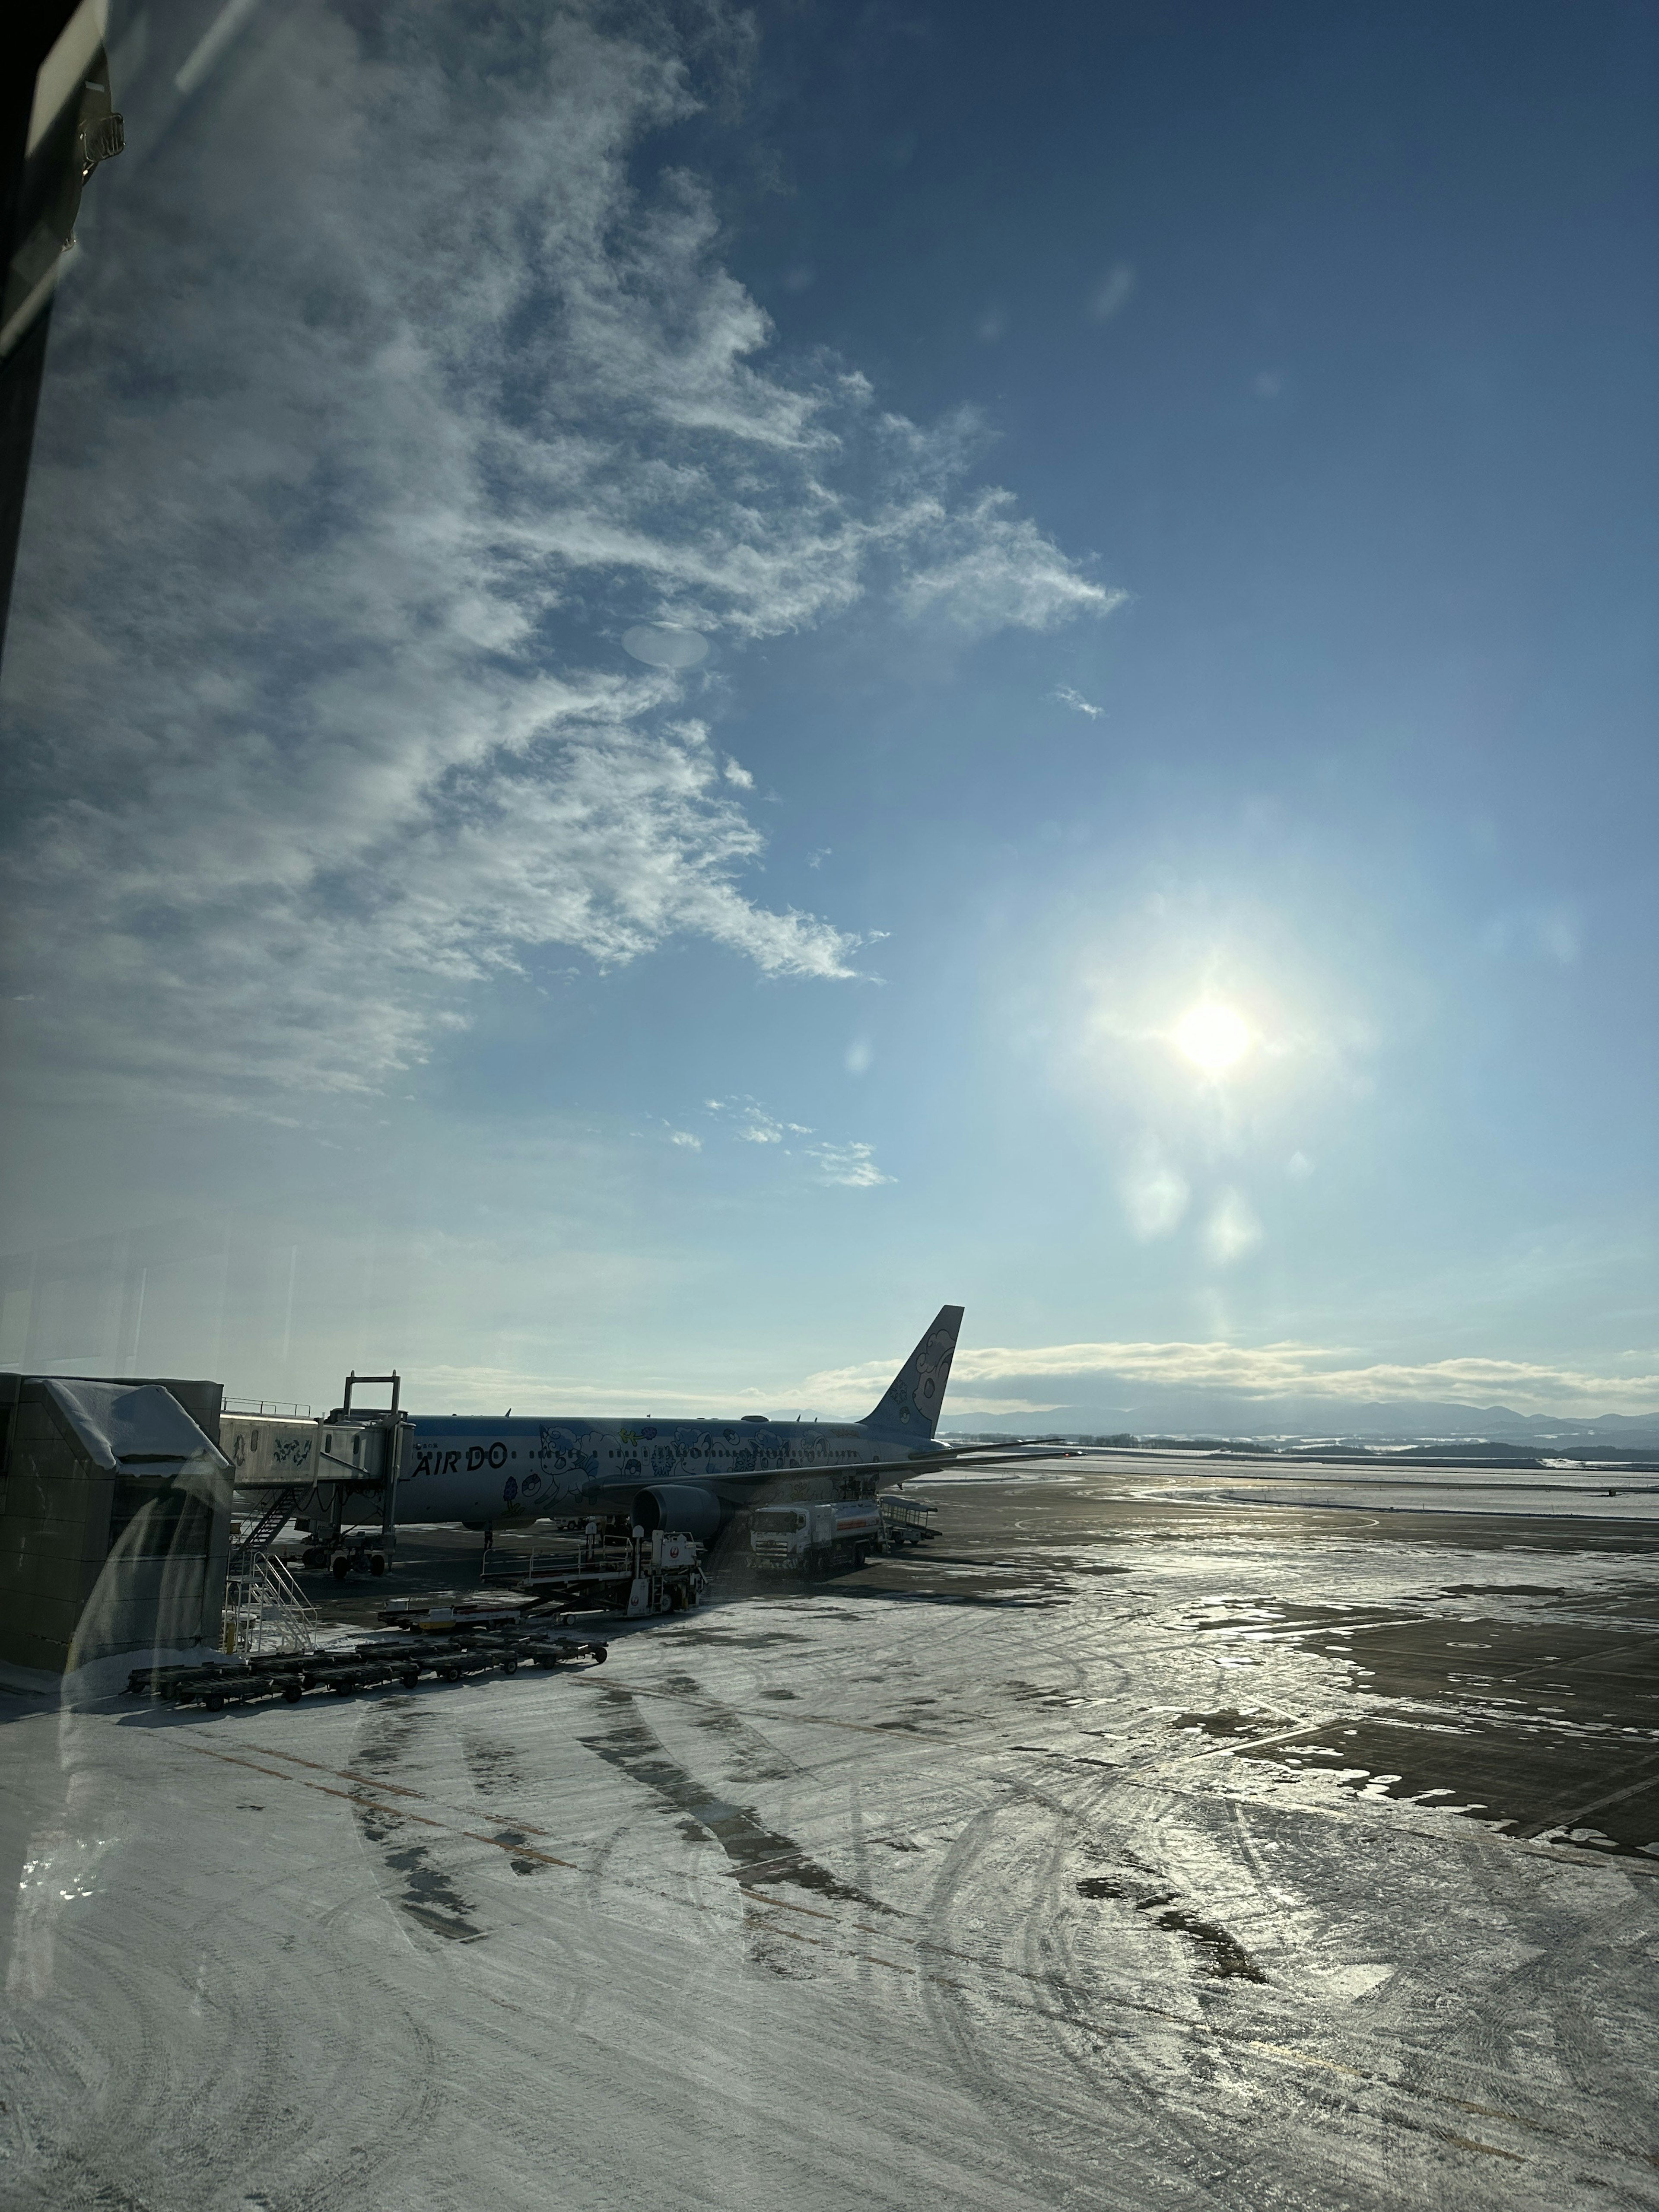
[42,1380,227,1475]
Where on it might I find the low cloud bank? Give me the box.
[401,1336,1659,1429]
[801,1340,1659,1430]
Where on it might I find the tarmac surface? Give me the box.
[3,1454,1657,2210]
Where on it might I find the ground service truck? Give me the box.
[750,1499,882,1574]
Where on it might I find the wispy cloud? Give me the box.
[704,1097,888,1184]
[2,1,1118,1109]
[806,1141,895,1188]
[1050,684,1104,718]
[896,490,1124,635]
[705,1096,790,1144]
[1087,263,1137,324]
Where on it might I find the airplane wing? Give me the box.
[712,1439,1081,1500]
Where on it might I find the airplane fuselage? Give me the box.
[396,1412,939,1527]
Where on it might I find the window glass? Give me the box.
[2,4,1655,2203]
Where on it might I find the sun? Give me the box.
[1173,1002,1251,1073]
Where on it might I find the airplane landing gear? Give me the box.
[303,1537,393,1579]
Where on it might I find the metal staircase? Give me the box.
[224,1487,318,1655]
[241,1483,305,1550]
[223,1550,318,1656]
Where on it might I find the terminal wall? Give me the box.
[0,1373,230,1674]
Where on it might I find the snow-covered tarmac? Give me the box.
[3,1462,1657,2210]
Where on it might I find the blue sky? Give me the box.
[1,0,1654,1428]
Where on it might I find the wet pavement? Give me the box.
[3,1453,1656,2210]
[317,1471,1659,1884]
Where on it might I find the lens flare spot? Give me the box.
[1173,1003,1250,1073]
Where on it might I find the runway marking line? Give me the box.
[1519,1748,1659,1838]
[176,1741,581,1870]
[212,1738,565,1837]
[1501,1634,1659,1690]
[1434,2132,1526,2163]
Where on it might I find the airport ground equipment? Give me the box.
[0,1373,230,1674]
[878,1492,940,1547]
[750,1497,883,1573]
[221,1548,318,1656]
[127,1621,607,1710]
[481,1520,708,1615]
[220,1371,410,1581]
[378,1592,546,1633]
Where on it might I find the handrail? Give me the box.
[223,1549,318,1657]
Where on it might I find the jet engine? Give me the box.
[630,1482,722,1539]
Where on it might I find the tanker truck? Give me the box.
[749,1498,882,1574]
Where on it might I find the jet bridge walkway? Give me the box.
[221,1371,409,1581]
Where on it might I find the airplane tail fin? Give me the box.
[863,1306,964,1440]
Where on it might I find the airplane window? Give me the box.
[1,3,1654,2206]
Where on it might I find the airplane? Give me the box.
[388,1303,973,1540]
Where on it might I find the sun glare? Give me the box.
[1173,1002,1251,1073]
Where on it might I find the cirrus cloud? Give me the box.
[1,0,1118,1111]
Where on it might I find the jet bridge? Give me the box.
[221,1371,409,1579]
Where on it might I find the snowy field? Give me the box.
[3,1463,1657,2211]
[938,1447,1659,1523]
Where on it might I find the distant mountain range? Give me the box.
[943,1391,1659,1450]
